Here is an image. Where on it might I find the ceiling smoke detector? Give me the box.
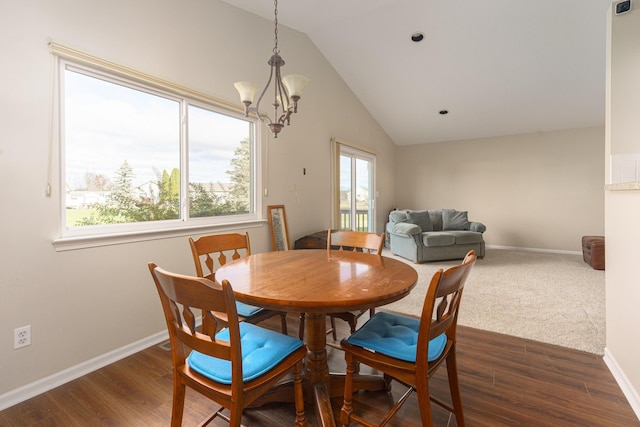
[411,32,424,42]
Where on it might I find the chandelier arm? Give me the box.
[277,109,292,127]
[254,62,276,126]
[274,62,291,125]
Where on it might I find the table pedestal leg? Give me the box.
[248,311,387,426]
[304,313,334,426]
[304,313,330,391]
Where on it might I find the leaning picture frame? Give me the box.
[267,205,290,251]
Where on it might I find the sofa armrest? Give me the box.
[469,222,486,233]
[392,222,422,236]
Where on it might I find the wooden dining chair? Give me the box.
[325,229,386,344]
[339,250,477,427]
[189,232,288,335]
[148,263,307,427]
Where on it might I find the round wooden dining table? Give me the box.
[216,249,418,426]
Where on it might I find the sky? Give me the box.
[64,68,250,190]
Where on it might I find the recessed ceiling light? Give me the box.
[439,110,449,115]
[411,32,424,42]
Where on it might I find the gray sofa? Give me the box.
[386,209,486,263]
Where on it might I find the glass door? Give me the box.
[339,146,376,232]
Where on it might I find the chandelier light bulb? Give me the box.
[233,81,260,106]
[282,74,308,99]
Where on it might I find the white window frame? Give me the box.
[50,42,263,251]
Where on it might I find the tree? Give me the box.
[93,160,136,223]
[74,135,253,226]
[77,161,180,225]
[160,168,179,203]
[84,172,110,191]
[226,137,250,213]
[189,183,232,217]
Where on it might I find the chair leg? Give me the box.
[280,313,288,335]
[229,405,243,427]
[293,360,307,427]
[446,347,465,427]
[416,381,435,427]
[383,373,393,393]
[346,317,361,373]
[348,317,358,334]
[330,317,338,340]
[340,353,356,426]
[298,313,306,341]
[171,378,186,427]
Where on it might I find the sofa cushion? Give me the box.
[469,222,486,233]
[406,210,433,232]
[392,222,422,236]
[389,210,408,224]
[446,230,484,245]
[428,210,443,231]
[442,209,470,230]
[422,232,456,247]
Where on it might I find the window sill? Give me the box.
[52,219,266,251]
[605,182,640,191]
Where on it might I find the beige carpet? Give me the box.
[382,248,606,355]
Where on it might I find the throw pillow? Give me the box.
[442,209,470,230]
[406,210,433,232]
[389,210,408,224]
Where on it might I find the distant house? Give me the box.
[132,181,233,200]
[197,182,232,199]
[65,181,234,210]
[65,189,108,209]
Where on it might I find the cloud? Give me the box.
[64,69,251,189]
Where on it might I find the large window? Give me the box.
[55,51,259,245]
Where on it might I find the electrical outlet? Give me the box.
[14,325,31,349]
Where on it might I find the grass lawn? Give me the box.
[65,208,94,226]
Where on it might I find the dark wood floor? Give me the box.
[1,315,638,427]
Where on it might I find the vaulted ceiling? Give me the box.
[222,0,613,146]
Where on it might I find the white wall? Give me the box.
[0,0,396,401]
[3,0,636,418]
[395,127,605,252]
[604,3,640,418]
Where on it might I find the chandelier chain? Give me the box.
[273,0,279,54]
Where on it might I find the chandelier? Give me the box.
[234,0,308,138]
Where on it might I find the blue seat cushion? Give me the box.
[187,322,303,384]
[236,301,263,317]
[346,311,447,363]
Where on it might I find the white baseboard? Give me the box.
[486,244,582,256]
[0,330,169,411]
[603,347,640,421]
